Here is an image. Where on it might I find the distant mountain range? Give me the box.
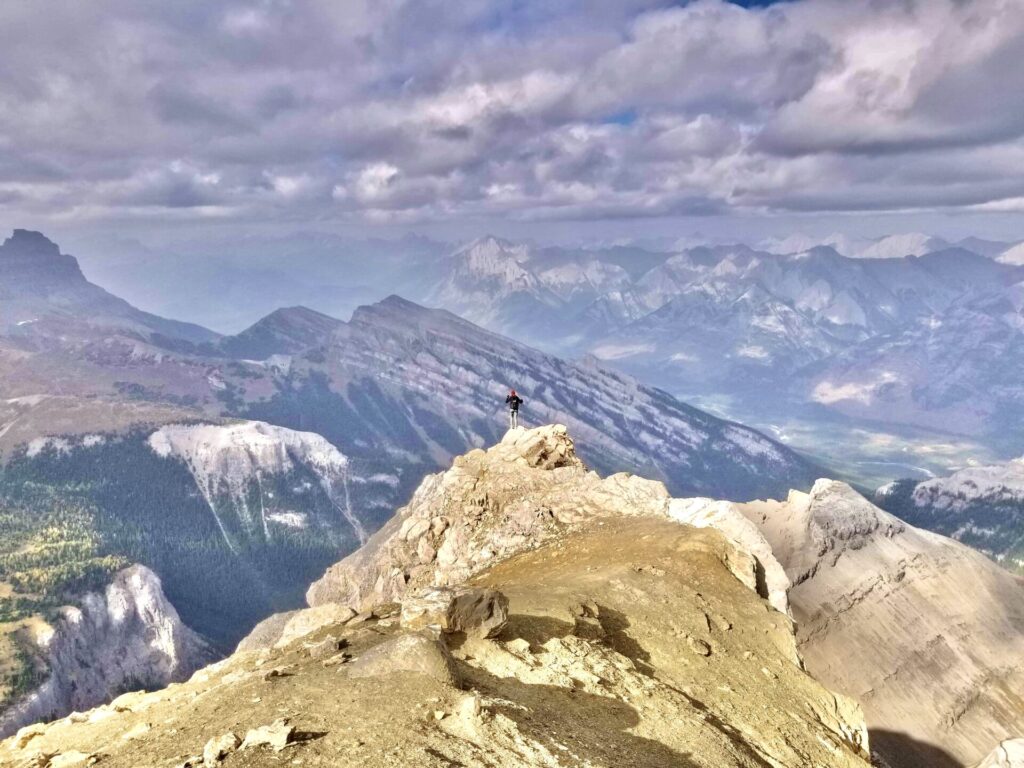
[413,235,1024,456]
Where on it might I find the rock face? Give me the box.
[303,425,787,618]
[0,427,870,768]
[148,420,366,550]
[0,565,210,738]
[738,480,1024,768]
[975,740,1024,768]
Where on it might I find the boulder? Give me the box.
[348,633,461,687]
[400,587,509,639]
[275,603,356,648]
[202,731,240,764]
[241,718,295,752]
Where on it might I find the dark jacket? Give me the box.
[506,394,523,411]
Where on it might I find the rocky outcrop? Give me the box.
[0,429,870,768]
[302,424,788,620]
[0,565,210,738]
[739,480,1024,768]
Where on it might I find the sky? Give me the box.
[2,0,1024,248]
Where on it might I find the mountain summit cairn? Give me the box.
[2,424,872,767]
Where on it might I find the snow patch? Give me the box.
[590,342,655,360]
[812,372,900,405]
[268,512,308,529]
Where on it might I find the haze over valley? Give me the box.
[3,1,1024,767]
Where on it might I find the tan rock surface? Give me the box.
[740,479,1024,768]
[0,518,869,768]
[0,427,871,768]
[303,425,786,621]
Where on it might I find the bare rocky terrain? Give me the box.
[1,426,871,768]
[739,482,1024,768]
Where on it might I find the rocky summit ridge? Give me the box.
[2,425,871,768]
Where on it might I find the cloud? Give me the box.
[0,0,1022,229]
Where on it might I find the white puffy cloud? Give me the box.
[0,0,1022,230]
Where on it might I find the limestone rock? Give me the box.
[274,603,357,648]
[400,587,508,639]
[304,425,788,629]
[739,479,1024,768]
[0,565,212,740]
[348,633,460,688]
[48,752,99,768]
[240,718,295,752]
[202,731,240,764]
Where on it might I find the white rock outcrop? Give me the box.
[0,565,210,738]
[148,420,365,548]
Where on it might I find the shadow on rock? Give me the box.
[596,604,654,676]
[870,729,963,768]
[468,670,699,768]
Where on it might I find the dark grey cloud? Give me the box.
[0,0,1023,231]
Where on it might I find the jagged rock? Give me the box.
[975,739,1024,768]
[240,718,295,752]
[669,497,791,614]
[202,731,240,764]
[12,724,45,750]
[235,610,298,653]
[686,636,712,656]
[303,426,788,627]
[400,587,508,639]
[0,565,211,739]
[0,429,872,768]
[46,752,99,768]
[304,635,345,660]
[273,603,357,648]
[348,633,461,688]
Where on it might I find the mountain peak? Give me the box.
[218,305,342,360]
[0,229,86,290]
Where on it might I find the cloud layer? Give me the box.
[2,0,1023,228]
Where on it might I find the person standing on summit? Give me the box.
[505,388,524,429]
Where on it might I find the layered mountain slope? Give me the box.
[0,565,211,738]
[738,480,1024,768]
[876,456,1024,572]
[414,233,1023,447]
[241,295,821,506]
[2,427,870,768]
[213,306,343,360]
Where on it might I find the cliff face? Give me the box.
[1,427,870,768]
[739,480,1024,768]
[0,565,210,738]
